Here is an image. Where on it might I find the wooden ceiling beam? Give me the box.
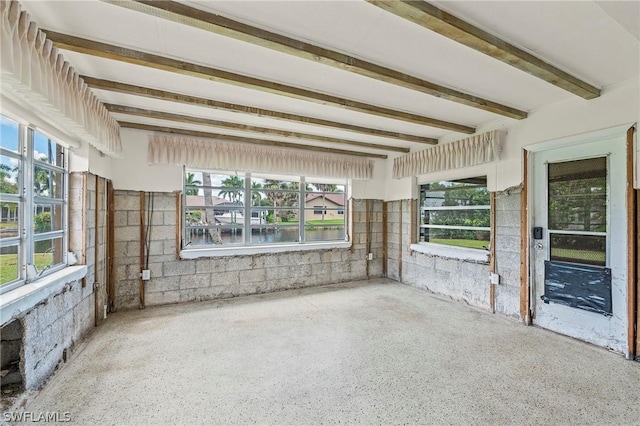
[367,0,601,99]
[117,122,388,159]
[82,76,438,145]
[43,30,475,134]
[105,104,410,153]
[101,0,527,120]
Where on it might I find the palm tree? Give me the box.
[218,176,244,202]
[33,166,50,196]
[251,181,263,207]
[184,172,201,196]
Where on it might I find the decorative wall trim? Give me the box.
[0,1,121,156]
[393,130,500,178]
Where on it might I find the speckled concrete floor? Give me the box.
[13,279,640,425]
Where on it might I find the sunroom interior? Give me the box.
[0,0,639,421]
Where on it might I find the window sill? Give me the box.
[181,241,352,259]
[410,243,490,263]
[0,265,88,327]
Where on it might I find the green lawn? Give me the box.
[0,253,53,285]
[552,248,605,264]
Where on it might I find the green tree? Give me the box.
[184,172,201,195]
[251,181,263,206]
[218,176,244,202]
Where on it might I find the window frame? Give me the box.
[1,115,69,294]
[182,169,349,252]
[417,176,491,252]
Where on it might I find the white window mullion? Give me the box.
[299,177,305,243]
[24,127,34,279]
[243,173,251,245]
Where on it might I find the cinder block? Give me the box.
[320,250,342,263]
[163,260,195,276]
[114,192,140,211]
[164,211,177,226]
[148,276,181,293]
[150,225,175,242]
[265,266,289,281]
[311,262,331,276]
[115,226,139,242]
[239,268,266,283]
[212,270,239,287]
[196,258,226,274]
[226,256,253,271]
[180,273,211,290]
[127,211,140,226]
[163,240,177,255]
[146,291,180,306]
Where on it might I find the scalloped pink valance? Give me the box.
[0,1,121,156]
[148,134,373,180]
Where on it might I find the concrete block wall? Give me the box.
[19,277,92,389]
[113,191,384,310]
[493,189,523,318]
[388,193,522,319]
[2,173,104,391]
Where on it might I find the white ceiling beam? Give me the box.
[101,0,527,120]
[44,30,476,134]
[367,0,601,99]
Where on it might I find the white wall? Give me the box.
[351,158,387,199]
[111,128,182,192]
[384,77,639,199]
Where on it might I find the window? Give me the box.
[184,170,347,247]
[419,177,490,250]
[1,115,68,293]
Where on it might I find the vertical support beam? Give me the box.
[365,200,370,278]
[107,180,115,312]
[626,126,637,359]
[382,202,388,277]
[81,173,87,288]
[520,150,531,324]
[176,192,182,259]
[409,199,418,256]
[94,175,100,327]
[349,198,355,253]
[489,192,497,314]
[398,201,403,282]
[139,191,146,309]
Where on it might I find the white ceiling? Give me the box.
[20,0,640,157]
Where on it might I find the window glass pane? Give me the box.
[419,227,490,249]
[304,221,345,242]
[33,167,64,198]
[550,233,606,267]
[34,236,64,271]
[0,202,20,238]
[0,243,20,285]
[250,226,299,244]
[257,179,299,209]
[548,158,607,232]
[421,209,490,228]
[33,131,64,167]
[186,226,245,246]
[419,177,490,249]
[0,116,20,153]
[34,204,63,233]
[1,155,20,194]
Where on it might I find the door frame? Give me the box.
[522,123,636,357]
